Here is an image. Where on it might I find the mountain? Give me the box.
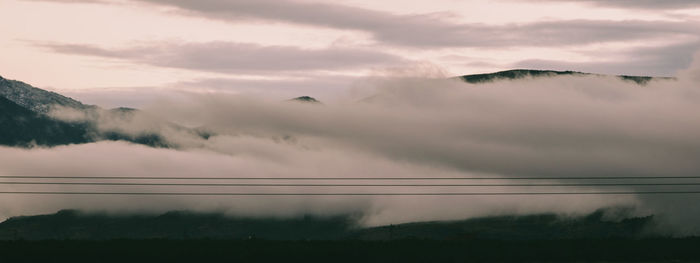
[0,209,657,241]
[290,96,321,103]
[0,75,91,114]
[459,69,670,85]
[0,75,175,147]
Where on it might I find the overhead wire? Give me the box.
[2,175,700,196]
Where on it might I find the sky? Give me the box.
[1,0,700,107]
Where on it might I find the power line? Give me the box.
[2,182,700,187]
[1,176,700,180]
[1,191,700,196]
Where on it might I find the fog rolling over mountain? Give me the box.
[2,62,700,234]
[0,75,183,147]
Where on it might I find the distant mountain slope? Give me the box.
[0,209,657,241]
[0,96,90,146]
[0,75,90,114]
[459,69,668,85]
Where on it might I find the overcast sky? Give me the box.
[1,0,699,106]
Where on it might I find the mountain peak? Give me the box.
[290,96,321,103]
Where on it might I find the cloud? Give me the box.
[23,0,700,78]
[61,75,362,108]
[37,41,404,73]
[144,75,700,182]
[27,0,700,48]
[5,59,700,233]
[518,0,700,10]
[170,75,360,100]
[136,0,700,47]
[125,58,700,233]
[61,87,180,109]
[514,41,700,76]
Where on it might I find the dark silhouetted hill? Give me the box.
[0,210,359,240]
[0,208,658,241]
[0,96,91,146]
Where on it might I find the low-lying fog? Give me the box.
[3,57,700,234]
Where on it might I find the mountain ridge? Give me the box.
[459,69,673,85]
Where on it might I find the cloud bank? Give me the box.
[3,58,700,233]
